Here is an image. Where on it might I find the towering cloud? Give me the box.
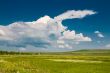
[0,10,96,52]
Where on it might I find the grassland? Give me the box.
[0,49,110,73]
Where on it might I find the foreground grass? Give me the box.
[0,55,110,73]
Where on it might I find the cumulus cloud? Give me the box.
[0,10,96,52]
[59,30,92,41]
[94,31,104,38]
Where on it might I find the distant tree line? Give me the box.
[0,50,66,55]
[0,51,40,55]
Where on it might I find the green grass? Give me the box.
[0,55,110,73]
[0,49,110,73]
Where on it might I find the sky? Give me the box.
[0,0,110,52]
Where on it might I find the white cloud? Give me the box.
[57,40,65,44]
[0,30,6,35]
[36,15,52,24]
[54,10,96,21]
[0,10,96,51]
[58,45,65,48]
[58,44,72,49]
[105,44,110,48]
[94,31,104,38]
[59,30,92,41]
[65,44,72,49]
[19,47,26,51]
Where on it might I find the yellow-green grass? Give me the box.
[0,55,110,73]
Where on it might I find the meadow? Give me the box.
[0,50,110,73]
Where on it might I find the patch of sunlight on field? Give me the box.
[0,59,7,63]
[47,59,103,63]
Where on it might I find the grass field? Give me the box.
[0,50,110,73]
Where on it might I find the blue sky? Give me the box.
[0,0,110,52]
